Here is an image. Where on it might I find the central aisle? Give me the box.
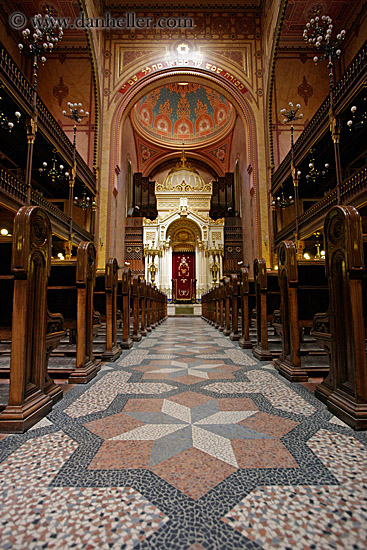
[1,317,367,549]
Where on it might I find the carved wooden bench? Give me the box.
[274,241,329,382]
[0,206,64,433]
[252,259,281,361]
[314,206,367,429]
[47,241,100,383]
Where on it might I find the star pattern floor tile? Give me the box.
[1,317,367,549]
[135,358,242,383]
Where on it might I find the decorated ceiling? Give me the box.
[280,0,361,47]
[131,83,235,150]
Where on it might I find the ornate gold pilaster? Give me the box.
[25,113,38,204]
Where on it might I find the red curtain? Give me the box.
[172,252,195,301]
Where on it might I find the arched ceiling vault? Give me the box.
[131,83,235,150]
[129,80,239,177]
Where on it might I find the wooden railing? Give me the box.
[274,166,367,245]
[341,166,367,203]
[298,190,338,230]
[0,168,92,242]
[0,169,27,203]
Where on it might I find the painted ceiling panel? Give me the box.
[132,83,235,149]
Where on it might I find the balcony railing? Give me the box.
[340,166,367,203]
[298,190,337,231]
[274,166,367,245]
[0,168,92,242]
[0,42,96,193]
[272,41,367,193]
[0,169,27,203]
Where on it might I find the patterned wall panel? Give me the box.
[125,218,145,275]
[223,221,243,275]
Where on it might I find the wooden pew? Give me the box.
[151,287,157,328]
[161,289,167,322]
[47,241,100,383]
[156,287,162,325]
[214,284,220,328]
[252,258,281,361]
[239,267,255,349]
[0,206,64,433]
[164,291,168,320]
[203,285,219,327]
[100,258,122,362]
[132,275,142,342]
[140,279,147,337]
[315,206,367,429]
[230,274,240,341]
[223,278,231,336]
[201,290,208,322]
[274,241,329,382]
[92,271,108,358]
[202,288,211,324]
[219,280,225,332]
[118,267,133,349]
[204,290,212,324]
[146,282,152,332]
[155,287,162,325]
[208,287,216,325]
[311,311,332,401]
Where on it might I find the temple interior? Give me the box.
[0,1,367,548]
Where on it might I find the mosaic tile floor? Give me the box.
[1,317,367,549]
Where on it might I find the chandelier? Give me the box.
[272,190,294,209]
[0,91,21,132]
[74,187,96,210]
[39,149,69,182]
[304,150,329,185]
